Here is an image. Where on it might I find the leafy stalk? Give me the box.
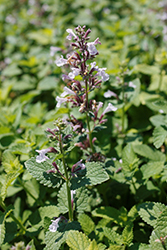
[59,134,73,221]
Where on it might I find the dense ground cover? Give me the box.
[1,0,167,249]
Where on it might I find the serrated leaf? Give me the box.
[66,230,90,250]
[25,157,63,188]
[57,183,69,214]
[103,226,123,245]
[153,126,167,148]
[122,144,139,174]
[133,144,166,162]
[122,223,133,246]
[78,213,95,235]
[149,230,167,250]
[86,239,99,250]
[137,202,166,227]
[75,187,90,213]
[140,161,164,179]
[0,169,23,201]
[39,206,60,221]
[71,162,109,190]
[45,222,81,250]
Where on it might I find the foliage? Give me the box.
[1,0,167,249]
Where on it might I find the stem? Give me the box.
[0,200,27,233]
[85,79,95,153]
[86,113,95,153]
[122,84,125,134]
[59,135,73,221]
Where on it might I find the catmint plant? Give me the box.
[25,26,110,248]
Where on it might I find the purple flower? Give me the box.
[87,42,98,55]
[97,68,109,82]
[128,81,136,89]
[49,217,61,232]
[66,28,77,40]
[50,46,61,57]
[104,90,117,98]
[61,86,76,97]
[102,103,117,116]
[55,55,68,67]
[56,96,67,108]
[36,148,50,163]
[68,67,80,79]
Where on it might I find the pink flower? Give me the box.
[68,67,80,79]
[104,90,117,98]
[87,42,98,55]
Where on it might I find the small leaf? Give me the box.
[137,202,166,227]
[66,230,90,250]
[122,223,133,246]
[134,64,160,75]
[122,144,139,176]
[57,183,69,214]
[103,226,123,245]
[75,187,90,213]
[153,126,167,149]
[86,239,99,250]
[71,162,109,190]
[92,206,125,226]
[140,161,164,179]
[78,213,95,235]
[133,144,166,162]
[25,157,63,188]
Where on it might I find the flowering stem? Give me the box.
[85,79,95,153]
[59,134,73,222]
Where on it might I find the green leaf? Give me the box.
[149,230,167,250]
[78,213,95,235]
[122,144,139,175]
[153,126,167,149]
[92,206,126,226]
[140,161,164,179]
[44,221,81,250]
[25,157,63,188]
[75,187,90,213]
[153,100,167,114]
[2,64,22,76]
[71,162,109,190]
[133,144,166,162]
[122,223,133,246]
[103,226,123,245]
[66,230,90,250]
[0,205,13,245]
[57,183,69,214]
[134,64,160,75]
[150,114,167,127]
[137,202,166,227]
[38,76,58,90]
